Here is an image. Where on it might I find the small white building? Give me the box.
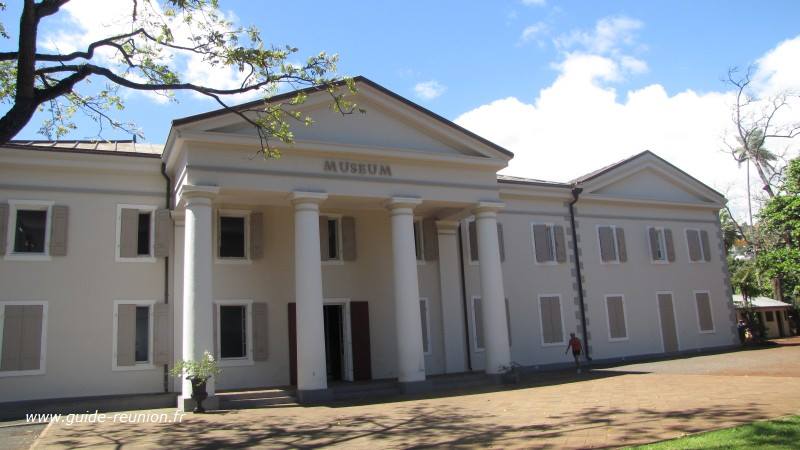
[0,77,738,408]
[733,294,793,338]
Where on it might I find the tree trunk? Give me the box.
[0,1,40,145]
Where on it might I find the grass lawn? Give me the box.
[631,415,800,449]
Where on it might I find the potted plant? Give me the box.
[170,351,221,413]
[498,362,522,385]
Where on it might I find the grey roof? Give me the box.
[496,174,570,188]
[732,294,792,309]
[5,140,163,157]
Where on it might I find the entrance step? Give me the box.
[431,372,493,391]
[331,380,401,402]
[217,387,297,409]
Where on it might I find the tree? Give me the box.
[0,0,357,157]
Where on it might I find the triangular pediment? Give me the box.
[592,168,712,203]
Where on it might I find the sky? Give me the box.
[2,0,800,220]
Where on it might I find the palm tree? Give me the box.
[733,129,779,225]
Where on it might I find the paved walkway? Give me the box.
[31,338,800,449]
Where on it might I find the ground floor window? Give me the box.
[471,297,485,351]
[0,302,47,375]
[219,305,247,359]
[539,295,564,345]
[419,298,430,354]
[605,295,628,340]
[695,291,715,333]
[114,301,153,369]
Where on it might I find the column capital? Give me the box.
[472,201,505,217]
[289,191,328,206]
[179,185,220,205]
[385,196,422,212]
[435,220,460,235]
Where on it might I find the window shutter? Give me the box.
[119,208,139,258]
[532,224,550,263]
[473,297,484,349]
[700,230,711,262]
[318,215,329,261]
[423,218,438,261]
[468,221,478,262]
[615,227,627,263]
[249,212,263,260]
[19,305,43,371]
[687,229,701,261]
[554,225,567,263]
[0,203,7,255]
[598,226,616,262]
[648,228,659,260]
[695,293,714,331]
[1,305,23,371]
[539,298,553,344]
[342,216,357,261]
[48,205,69,256]
[549,298,563,343]
[497,223,505,262]
[116,304,136,367]
[153,209,172,258]
[153,303,171,365]
[504,298,512,346]
[606,296,626,339]
[212,305,218,358]
[419,300,429,353]
[253,302,269,361]
[664,228,676,262]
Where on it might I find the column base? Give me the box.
[399,379,433,395]
[297,388,333,404]
[177,395,219,412]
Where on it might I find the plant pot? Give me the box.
[501,371,519,385]
[189,377,209,413]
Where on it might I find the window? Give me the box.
[532,224,557,263]
[320,216,341,261]
[0,302,47,376]
[649,227,668,262]
[505,298,512,347]
[6,201,53,260]
[117,204,156,261]
[471,297,484,351]
[218,212,249,260]
[598,225,626,263]
[538,295,564,345]
[694,291,715,332]
[220,305,247,359]
[419,298,430,355]
[466,220,506,264]
[113,301,154,370]
[686,229,711,262]
[765,311,775,322]
[605,295,628,340]
[413,219,424,262]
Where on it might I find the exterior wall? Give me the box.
[737,308,791,339]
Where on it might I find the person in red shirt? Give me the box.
[565,333,582,373]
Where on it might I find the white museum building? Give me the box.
[0,77,738,408]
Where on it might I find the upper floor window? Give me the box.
[218,211,250,260]
[597,225,627,263]
[2,200,65,261]
[117,204,157,261]
[532,223,565,264]
[686,228,711,263]
[320,215,356,262]
[413,219,424,262]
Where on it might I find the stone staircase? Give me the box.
[217,387,298,409]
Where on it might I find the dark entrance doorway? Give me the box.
[324,304,344,381]
[777,310,786,337]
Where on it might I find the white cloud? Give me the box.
[414,80,447,100]
[521,0,547,6]
[555,16,643,55]
[455,30,800,221]
[520,22,549,44]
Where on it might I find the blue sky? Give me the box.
[2,0,800,217]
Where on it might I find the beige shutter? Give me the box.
[153,303,172,365]
[696,293,714,331]
[468,221,478,262]
[119,208,139,258]
[422,219,438,261]
[318,215,329,261]
[598,226,617,262]
[153,209,172,258]
[554,225,567,263]
[342,216,357,261]
[540,296,562,344]
[700,230,711,261]
[687,229,701,261]
[504,298,512,346]
[648,227,659,260]
[252,302,269,361]
[0,203,8,255]
[49,205,69,256]
[615,227,627,262]
[497,223,505,262]
[212,305,218,358]
[606,296,627,339]
[116,304,136,367]
[664,228,676,262]
[539,298,553,344]
[1,305,23,371]
[532,224,550,263]
[19,305,44,370]
[473,297,484,349]
[249,212,263,260]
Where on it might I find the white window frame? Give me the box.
[465,218,479,266]
[5,200,54,262]
[654,291,681,352]
[470,296,485,352]
[322,214,344,265]
[537,294,566,347]
[215,209,251,264]
[531,223,558,266]
[693,290,716,334]
[413,218,425,265]
[0,301,48,377]
[115,204,157,263]
[604,294,629,342]
[648,226,669,264]
[419,297,431,355]
[112,300,155,371]
[684,227,707,264]
[214,299,254,367]
[596,225,622,265]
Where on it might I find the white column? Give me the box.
[386,197,427,383]
[180,186,219,404]
[436,220,468,373]
[291,191,329,396]
[474,202,511,374]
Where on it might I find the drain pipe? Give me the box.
[457,225,473,372]
[569,187,591,361]
[160,161,171,392]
